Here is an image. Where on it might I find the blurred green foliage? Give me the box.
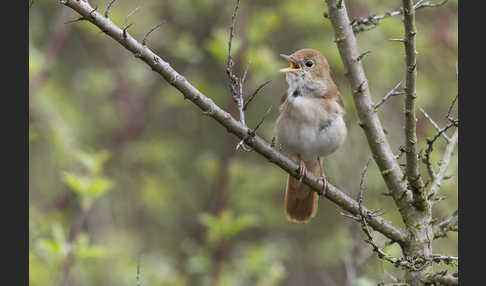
[29,0,457,285]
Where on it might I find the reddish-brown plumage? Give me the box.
[277,48,347,223]
[284,160,319,223]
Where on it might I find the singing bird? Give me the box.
[275,49,347,223]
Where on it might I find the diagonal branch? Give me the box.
[433,210,458,239]
[428,129,458,198]
[374,80,405,110]
[61,0,407,244]
[324,0,411,215]
[423,272,458,286]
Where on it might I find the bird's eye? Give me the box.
[305,60,314,67]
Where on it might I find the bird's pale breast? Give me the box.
[275,96,346,161]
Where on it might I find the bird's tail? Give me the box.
[284,159,319,223]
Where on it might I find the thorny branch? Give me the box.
[351,0,449,34]
[402,0,425,198]
[61,0,408,244]
[424,271,458,286]
[420,108,450,142]
[433,210,458,239]
[324,0,413,229]
[374,80,405,110]
[346,160,428,272]
[424,127,457,194]
[325,1,457,284]
[420,107,455,182]
[428,129,458,199]
[225,0,272,151]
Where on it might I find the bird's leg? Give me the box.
[317,157,328,195]
[298,156,307,183]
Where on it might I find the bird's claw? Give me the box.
[318,175,328,196]
[299,160,307,182]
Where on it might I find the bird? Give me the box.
[275,48,347,223]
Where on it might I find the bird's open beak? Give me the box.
[279,54,301,73]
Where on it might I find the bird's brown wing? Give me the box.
[335,91,344,108]
[327,82,344,108]
[281,90,288,104]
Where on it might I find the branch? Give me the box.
[428,129,458,198]
[136,253,141,286]
[446,94,459,126]
[61,0,407,244]
[243,79,271,111]
[402,0,425,197]
[420,108,450,142]
[424,272,458,286]
[351,0,449,34]
[420,107,454,182]
[373,80,405,110]
[350,161,424,272]
[433,210,458,239]
[324,0,411,215]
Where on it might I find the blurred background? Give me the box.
[29,0,458,285]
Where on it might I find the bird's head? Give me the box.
[279,48,332,96]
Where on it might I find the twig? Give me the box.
[61,0,408,244]
[225,0,253,151]
[353,160,424,272]
[226,0,240,102]
[420,108,450,142]
[433,210,458,239]
[122,6,140,38]
[374,81,404,110]
[446,94,459,126]
[253,105,273,133]
[424,271,458,286]
[65,16,88,25]
[104,0,117,18]
[351,0,449,34]
[428,129,458,198]
[243,80,271,111]
[142,23,163,46]
[136,253,141,286]
[431,254,458,266]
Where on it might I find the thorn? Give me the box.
[123,6,141,38]
[105,0,117,18]
[243,80,272,111]
[143,22,163,46]
[123,23,133,39]
[356,50,371,62]
[65,16,87,25]
[88,5,98,19]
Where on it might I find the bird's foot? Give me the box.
[317,157,328,195]
[318,174,328,196]
[299,159,307,183]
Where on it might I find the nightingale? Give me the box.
[275,48,347,223]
